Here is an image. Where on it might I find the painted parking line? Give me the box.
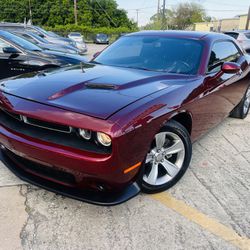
[152,193,250,250]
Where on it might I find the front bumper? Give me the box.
[0,92,143,205]
[0,148,140,205]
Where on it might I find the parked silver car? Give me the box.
[13,31,79,54]
[68,32,88,54]
[0,23,77,50]
[224,30,250,53]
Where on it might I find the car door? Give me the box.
[0,38,14,79]
[190,40,249,140]
[0,38,30,79]
[205,41,248,109]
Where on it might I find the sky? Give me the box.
[116,0,250,27]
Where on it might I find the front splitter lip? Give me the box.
[0,149,141,206]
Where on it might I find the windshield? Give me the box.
[93,36,203,75]
[97,34,108,38]
[28,32,49,44]
[70,33,81,37]
[1,31,42,51]
[34,26,53,36]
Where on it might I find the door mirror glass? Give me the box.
[3,47,20,54]
[221,62,241,74]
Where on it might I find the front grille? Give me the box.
[1,108,22,121]
[0,108,111,154]
[23,116,72,133]
[1,108,71,133]
[5,149,76,186]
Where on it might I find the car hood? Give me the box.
[42,50,86,61]
[0,64,190,119]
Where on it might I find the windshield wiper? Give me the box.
[91,60,103,65]
[123,66,152,71]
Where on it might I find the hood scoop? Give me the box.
[85,82,117,90]
[48,80,117,101]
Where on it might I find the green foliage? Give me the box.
[0,0,136,29]
[144,2,210,30]
[44,24,138,41]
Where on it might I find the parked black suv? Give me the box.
[0,30,87,79]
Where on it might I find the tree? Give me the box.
[0,0,135,28]
[144,2,210,30]
[172,2,207,30]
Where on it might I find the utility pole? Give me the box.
[74,0,78,25]
[246,6,250,30]
[136,9,139,27]
[162,0,166,30]
[28,0,32,24]
[157,0,161,22]
[157,0,160,15]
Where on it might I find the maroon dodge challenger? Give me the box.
[0,31,249,205]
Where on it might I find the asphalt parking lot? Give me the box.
[0,44,250,250]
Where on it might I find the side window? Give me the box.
[0,39,10,53]
[207,41,241,73]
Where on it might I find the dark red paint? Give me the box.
[0,31,249,201]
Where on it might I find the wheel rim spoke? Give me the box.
[147,164,158,185]
[146,154,153,164]
[165,139,184,155]
[143,131,186,186]
[161,160,179,177]
[155,133,166,149]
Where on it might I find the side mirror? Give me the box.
[221,62,241,74]
[93,51,101,59]
[3,47,20,55]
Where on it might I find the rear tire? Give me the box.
[230,85,250,119]
[138,120,192,194]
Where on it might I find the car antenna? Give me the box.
[80,62,85,73]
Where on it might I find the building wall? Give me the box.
[239,15,248,30]
[220,18,239,31]
[194,22,213,32]
[194,18,242,32]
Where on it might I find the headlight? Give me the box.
[97,132,112,147]
[79,129,92,140]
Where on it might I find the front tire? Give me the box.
[230,85,250,119]
[139,120,192,194]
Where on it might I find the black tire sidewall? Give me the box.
[138,120,192,194]
[242,86,250,118]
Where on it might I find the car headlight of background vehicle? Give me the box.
[78,129,112,147]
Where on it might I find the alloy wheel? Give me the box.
[143,132,185,186]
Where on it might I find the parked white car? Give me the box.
[68,32,87,54]
[224,30,250,53]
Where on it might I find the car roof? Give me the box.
[127,30,231,41]
[0,29,13,36]
[225,30,250,34]
[0,22,26,27]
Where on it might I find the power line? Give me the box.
[94,0,117,27]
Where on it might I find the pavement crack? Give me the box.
[19,185,30,249]
[19,185,49,249]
